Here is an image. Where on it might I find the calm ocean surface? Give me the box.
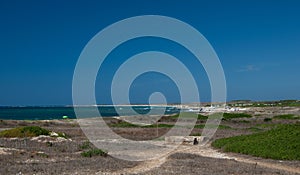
[0,106,180,120]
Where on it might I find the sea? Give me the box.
[0,106,180,120]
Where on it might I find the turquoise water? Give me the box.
[0,106,179,120]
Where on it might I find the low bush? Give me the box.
[197,114,208,120]
[212,124,300,160]
[248,127,264,132]
[37,152,49,158]
[222,113,252,120]
[255,123,281,128]
[81,148,107,157]
[235,120,250,123]
[0,126,68,139]
[194,124,231,129]
[57,132,68,139]
[273,114,300,120]
[0,126,50,138]
[109,121,175,128]
[171,113,207,120]
[190,133,201,136]
[109,121,138,128]
[79,141,91,150]
[263,118,272,122]
[142,124,174,128]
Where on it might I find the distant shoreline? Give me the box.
[0,105,180,120]
[0,99,299,108]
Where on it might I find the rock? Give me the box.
[50,131,59,137]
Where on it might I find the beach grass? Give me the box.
[197,114,208,120]
[109,121,174,128]
[212,123,300,160]
[142,124,174,128]
[171,113,198,119]
[174,113,252,120]
[109,121,138,128]
[81,148,107,157]
[255,123,282,128]
[109,121,231,129]
[273,114,300,120]
[222,113,252,120]
[247,127,265,132]
[263,117,272,122]
[79,141,92,150]
[0,126,50,137]
[190,133,202,136]
[194,124,231,129]
[0,126,67,138]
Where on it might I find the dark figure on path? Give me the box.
[193,138,198,145]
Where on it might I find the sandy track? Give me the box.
[102,144,300,175]
[181,145,300,174]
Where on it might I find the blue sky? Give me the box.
[0,0,299,105]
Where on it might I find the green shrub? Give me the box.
[237,120,250,123]
[79,141,91,150]
[142,124,174,128]
[174,113,208,120]
[222,113,252,120]
[190,133,201,136]
[197,114,208,120]
[263,118,272,122]
[37,152,49,158]
[46,141,53,147]
[109,121,138,128]
[109,121,175,128]
[0,126,50,138]
[248,127,264,132]
[194,124,231,129]
[205,113,252,121]
[81,148,107,157]
[255,123,282,128]
[171,114,180,118]
[56,132,68,139]
[212,124,300,160]
[171,113,205,119]
[273,114,300,120]
[109,119,233,129]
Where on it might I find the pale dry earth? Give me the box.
[0,107,299,174]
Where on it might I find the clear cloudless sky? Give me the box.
[0,0,299,106]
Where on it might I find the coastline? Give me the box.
[0,107,299,174]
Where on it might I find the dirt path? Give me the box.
[101,144,300,175]
[180,145,300,174]
[234,156,300,174]
[98,145,192,175]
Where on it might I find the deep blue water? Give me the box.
[0,106,180,120]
